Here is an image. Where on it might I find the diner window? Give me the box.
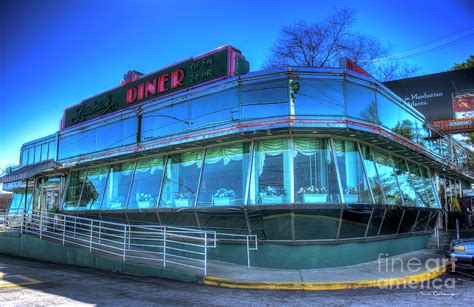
[21,149,28,166]
[392,157,417,207]
[407,161,430,207]
[249,139,292,205]
[420,167,440,208]
[360,145,385,203]
[372,150,403,205]
[48,141,56,160]
[294,79,344,116]
[34,146,41,164]
[28,147,34,164]
[102,162,135,210]
[160,150,203,208]
[80,166,109,210]
[241,80,289,120]
[63,171,86,210]
[40,143,48,161]
[346,83,380,124]
[8,192,23,214]
[128,157,164,209]
[190,89,239,129]
[197,143,250,206]
[293,138,341,204]
[333,140,372,203]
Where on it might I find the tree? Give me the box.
[451,55,474,71]
[264,8,420,81]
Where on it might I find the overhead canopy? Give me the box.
[1,160,60,184]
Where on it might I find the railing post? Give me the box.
[73,217,77,238]
[39,213,43,239]
[62,216,66,245]
[246,236,250,269]
[204,232,208,276]
[123,225,127,262]
[163,227,167,268]
[98,221,102,244]
[89,220,93,252]
[128,226,131,249]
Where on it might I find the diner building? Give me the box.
[3,46,473,268]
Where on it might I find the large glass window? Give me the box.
[48,141,56,160]
[360,145,385,204]
[160,150,203,208]
[102,162,135,210]
[41,143,48,161]
[28,147,34,164]
[190,89,239,129]
[21,149,28,166]
[392,157,417,207]
[63,171,87,210]
[8,193,23,214]
[34,146,41,164]
[346,83,379,124]
[293,138,340,203]
[241,80,289,119]
[128,157,164,209]
[407,161,430,208]
[420,167,440,208]
[80,166,109,210]
[372,150,403,205]
[334,140,372,203]
[295,79,344,116]
[198,143,250,206]
[249,139,291,205]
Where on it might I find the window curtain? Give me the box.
[256,139,288,177]
[180,150,204,167]
[205,144,243,165]
[136,156,164,174]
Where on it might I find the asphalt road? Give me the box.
[0,254,473,306]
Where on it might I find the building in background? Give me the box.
[2,46,473,269]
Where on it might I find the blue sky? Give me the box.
[0,0,473,170]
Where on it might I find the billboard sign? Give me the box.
[383,68,474,121]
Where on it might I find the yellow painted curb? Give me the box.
[0,274,42,288]
[203,262,452,291]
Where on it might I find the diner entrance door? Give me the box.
[42,186,60,213]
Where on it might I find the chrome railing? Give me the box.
[0,211,259,276]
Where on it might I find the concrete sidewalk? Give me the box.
[204,249,452,290]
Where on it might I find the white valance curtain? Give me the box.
[136,156,164,174]
[204,143,244,165]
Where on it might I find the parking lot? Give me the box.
[0,254,473,306]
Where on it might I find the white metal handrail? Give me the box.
[0,211,259,275]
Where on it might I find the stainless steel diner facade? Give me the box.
[5,63,474,268]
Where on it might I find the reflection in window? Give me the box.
[392,157,417,207]
[407,162,430,208]
[372,150,403,205]
[128,157,164,209]
[160,151,203,208]
[63,171,86,210]
[22,150,28,166]
[8,191,32,215]
[198,143,250,206]
[360,145,385,204]
[8,193,23,214]
[249,139,291,205]
[293,138,340,203]
[241,80,289,120]
[420,167,440,208]
[28,148,34,165]
[80,166,109,210]
[334,140,372,203]
[295,80,344,116]
[102,162,135,210]
[41,143,48,161]
[346,83,379,123]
